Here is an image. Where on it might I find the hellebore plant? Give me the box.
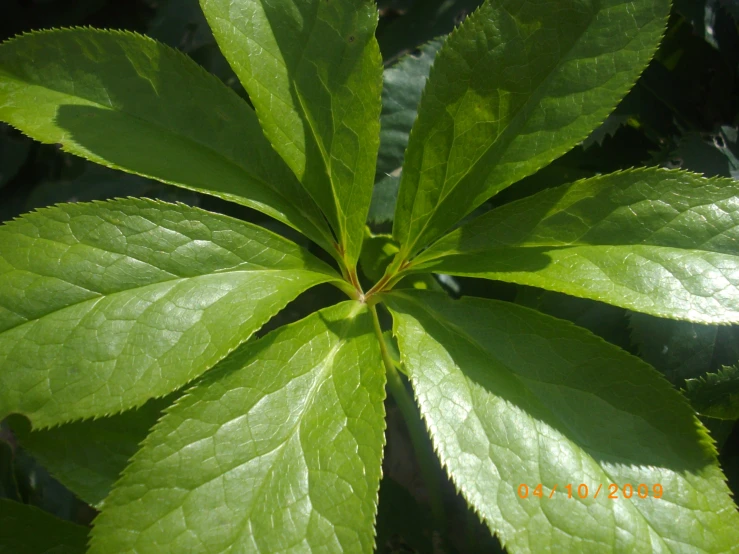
[1,0,739,552]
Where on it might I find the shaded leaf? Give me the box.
[371,39,444,225]
[684,366,739,420]
[0,126,29,190]
[0,29,334,252]
[14,395,175,508]
[393,0,670,260]
[414,168,739,323]
[516,288,631,351]
[0,198,338,427]
[629,312,739,384]
[0,499,88,554]
[200,0,383,268]
[360,231,441,290]
[376,0,481,61]
[90,301,386,554]
[386,290,739,553]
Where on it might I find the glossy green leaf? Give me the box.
[200,0,383,268]
[90,301,386,554]
[14,394,175,508]
[0,29,334,252]
[393,0,670,259]
[414,168,739,323]
[386,290,739,553]
[0,499,88,554]
[684,366,739,420]
[370,39,444,225]
[0,198,338,428]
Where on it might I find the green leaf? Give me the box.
[414,168,739,323]
[0,29,334,253]
[376,0,481,61]
[90,301,386,554]
[0,438,19,502]
[0,126,29,190]
[200,0,383,269]
[370,39,444,225]
[629,312,739,385]
[392,0,670,260]
[684,366,739,420]
[14,394,176,508]
[0,499,88,554]
[360,231,442,291]
[0,198,338,428]
[516,288,631,351]
[385,290,739,553]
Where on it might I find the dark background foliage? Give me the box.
[1,1,739,552]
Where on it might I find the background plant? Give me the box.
[1,0,739,553]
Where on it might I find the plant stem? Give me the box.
[368,305,446,528]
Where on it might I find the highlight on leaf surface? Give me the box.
[0,198,339,428]
[89,301,386,554]
[386,290,739,553]
[392,0,671,260]
[413,168,739,324]
[200,0,384,269]
[0,28,335,254]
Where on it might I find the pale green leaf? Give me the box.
[0,29,334,253]
[90,301,386,554]
[200,0,383,268]
[0,198,338,428]
[684,366,739,420]
[14,394,176,508]
[393,0,670,259]
[370,39,444,225]
[414,168,739,323]
[386,290,739,553]
[0,499,88,554]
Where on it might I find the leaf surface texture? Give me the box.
[201,0,383,267]
[386,290,739,553]
[0,199,337,427]
[393,0,670,258]
[0,29,334,251]
[415,169,739,323]
[90,301,386,554]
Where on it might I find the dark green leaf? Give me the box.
[0,499,88,554]
[15,395,175,508]
[684,366,739,420]
[370,39,444,225]
[629,312,739,384]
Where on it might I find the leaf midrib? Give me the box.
[416,240,739,269]
[393,293,677,550]
[0,72,330,241]
[131,304,363,548]
[0,267,325,338]
[401,3,625,258]
[231,305,362,548]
